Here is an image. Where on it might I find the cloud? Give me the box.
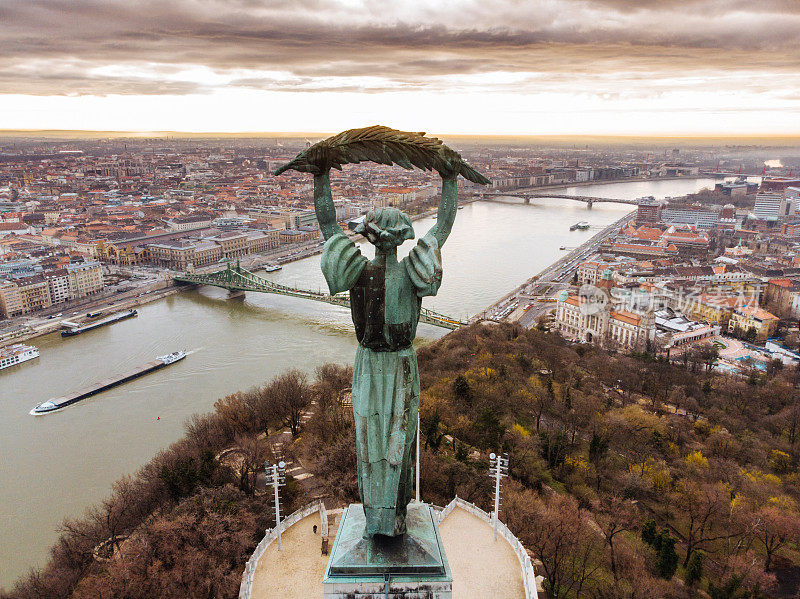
[0,0,799,135]
[1,0,799,96]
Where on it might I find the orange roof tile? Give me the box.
[610,310,641,326]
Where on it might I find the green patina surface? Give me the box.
[324,503,452,581]
[274,126,489,546]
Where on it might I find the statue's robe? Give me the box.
[321,231,442,536]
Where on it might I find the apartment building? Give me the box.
[0,280,24,317]
[764,278,800,319]
[728,306,779,341]
[47,268,72,303]
[66,261,104,298]
[0,276,51,317]
[205,232,248,259]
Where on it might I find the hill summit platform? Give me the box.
[240,498,536,599]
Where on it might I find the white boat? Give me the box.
[264,263,282,272]
[157,351,187,365]
[0,344,40,371]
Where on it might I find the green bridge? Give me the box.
[173,261,467,330]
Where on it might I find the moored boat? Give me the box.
[0,344,40,371]
[61,309,137,337]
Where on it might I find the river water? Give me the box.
[0,177,714,588]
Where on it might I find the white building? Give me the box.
[165,215,213,232]
[555,275,656,350]
[752,192,790,220]
[661,207,720,229]
[46,269,72,303]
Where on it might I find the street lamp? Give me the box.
[415,411,421,503]
[266,460,286,550]
[488,452,509,541]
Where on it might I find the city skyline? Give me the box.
[2,0,800,135]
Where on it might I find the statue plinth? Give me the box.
[323,503,452,599]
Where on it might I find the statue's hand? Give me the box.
[437,147,460,181]
[437,160,458,181]
[387,431,404,466]
[298,163,321,175]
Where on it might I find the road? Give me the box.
[475,210,636,327]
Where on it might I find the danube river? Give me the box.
[0,177,714,588]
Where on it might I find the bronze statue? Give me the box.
[275,126,489,537]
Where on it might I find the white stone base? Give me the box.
[323,577,452,599]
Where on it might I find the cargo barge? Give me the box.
[61,309,137,337]
[30,351,186,415]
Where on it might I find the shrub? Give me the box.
[641,518,658,546]
[657,531,678,579]
[685,550,704,587]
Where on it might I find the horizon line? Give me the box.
[2,129,800,144]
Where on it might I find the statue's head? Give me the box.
[355,207,414,252]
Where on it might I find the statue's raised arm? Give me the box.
[311,171,341,241]
[273,125,490,245]
[427,169,459,248]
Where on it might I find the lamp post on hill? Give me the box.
[266,461,286,550]
[489,452,508,541]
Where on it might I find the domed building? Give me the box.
[555,269,656,349]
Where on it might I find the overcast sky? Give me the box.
[1,0,799,135]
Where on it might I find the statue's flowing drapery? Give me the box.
[321,231,442,536]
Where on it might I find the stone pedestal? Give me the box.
[323,503,452,599]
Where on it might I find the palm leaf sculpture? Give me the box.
[273,125,491,185]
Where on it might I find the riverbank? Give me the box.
[474,208,636,323]
[1,177,683,347]
[0,195,455,348]
[0,282,184,348]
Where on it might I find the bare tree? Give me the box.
[234,434,270,495]
[595,496,638,589]
[508,490,604,599]
[672,481,733,567]
[270,369,312,436]
[748,504,800,571]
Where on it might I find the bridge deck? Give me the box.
[484,192,637,205]
[174,262,466,330]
